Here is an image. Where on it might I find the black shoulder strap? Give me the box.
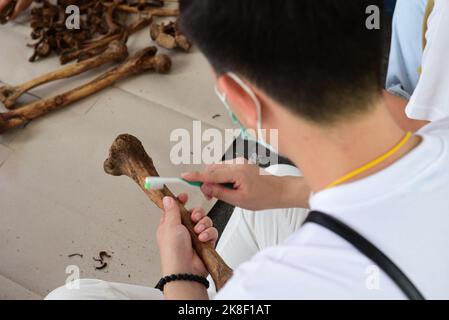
[305,211,425,300]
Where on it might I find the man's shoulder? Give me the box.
[417,117,449,135]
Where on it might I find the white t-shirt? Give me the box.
[215,119,449,300]
[406,0,449,121]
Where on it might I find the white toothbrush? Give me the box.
[144,177,234,191]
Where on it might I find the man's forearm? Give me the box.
[277,176,310,209]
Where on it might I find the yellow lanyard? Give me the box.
[422,0,435,51]
[325,132,413,189]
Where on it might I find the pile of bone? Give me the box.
[28,0,175,63]
[0,0,195,135]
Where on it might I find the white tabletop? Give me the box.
[0,14,234,299]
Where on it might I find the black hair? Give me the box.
[179,0,384,124]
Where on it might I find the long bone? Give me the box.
[0,47,171,134]
[0,41,129,110]
[103,134,234,291]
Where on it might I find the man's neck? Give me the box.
[288,102,422,193]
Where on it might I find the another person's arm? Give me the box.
[0,0,33,20]
[384,0,449,132]
[406,0,449,123]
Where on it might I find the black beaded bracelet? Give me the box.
[155,274,210,292]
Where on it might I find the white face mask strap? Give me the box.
[214,85,226,102]
[226,72,264,142]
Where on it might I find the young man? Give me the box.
[47,0,449,299]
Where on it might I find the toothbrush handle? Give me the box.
[221,182,235,190]
[186,180,235,190]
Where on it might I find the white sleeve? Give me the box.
[417,116,449,134]
[406,0,449,121]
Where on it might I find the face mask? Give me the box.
[214,72,278,153]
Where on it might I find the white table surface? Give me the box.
[0,12,234,299]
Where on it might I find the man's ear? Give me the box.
[217,74,258,129]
